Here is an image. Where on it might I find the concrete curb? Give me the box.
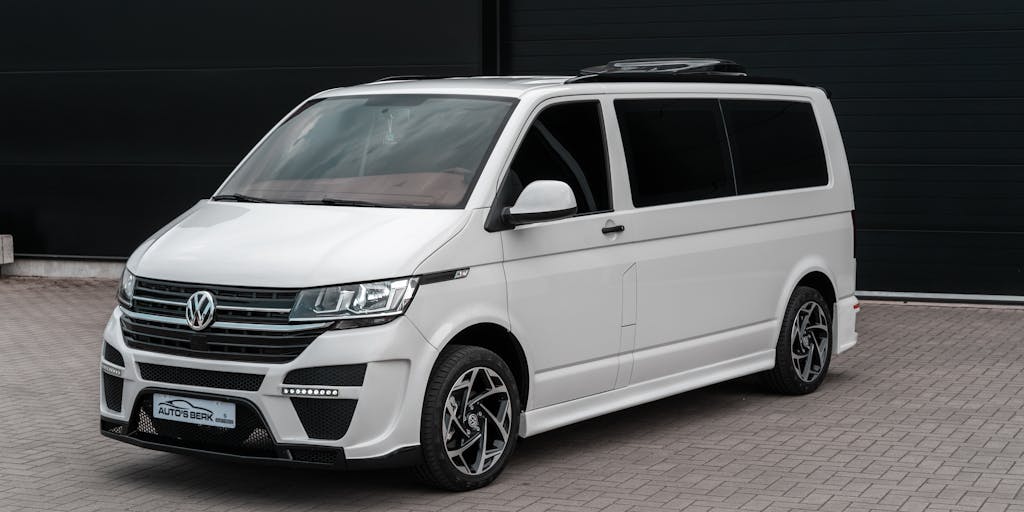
[2,257,124,279]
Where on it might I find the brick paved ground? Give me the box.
[2,277,1024,512]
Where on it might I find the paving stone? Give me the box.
[2,277,1024,511]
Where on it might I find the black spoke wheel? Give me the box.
[416,345,520,491]
[762,286,833,395]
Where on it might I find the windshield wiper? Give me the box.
[318,198,385,207]
[211,193,273,203]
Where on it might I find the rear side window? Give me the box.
[615,99,734,207]
[721,100,828,194]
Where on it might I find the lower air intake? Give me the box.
[284,364,367,386]
[101,419,127,435]
[104,343,125,367]
[131,393,275,457]
[103,372,123,412]
[289,448,340,465]
[291,398,357,440]
[138,363,264,391]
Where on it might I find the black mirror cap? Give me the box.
[499,205,578,229]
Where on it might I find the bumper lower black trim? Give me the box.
[101,419,421,470]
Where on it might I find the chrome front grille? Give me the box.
[121,277,331,363]
[132,278,295,324]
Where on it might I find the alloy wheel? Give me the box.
[442,366,513,475]
[790,301,830,383]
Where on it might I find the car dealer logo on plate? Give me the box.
[184,291,216,331]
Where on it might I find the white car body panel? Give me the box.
[101,76,859,464]
[130,201,468,288]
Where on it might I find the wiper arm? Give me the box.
[211,193,273,203]
[212,195,392,207]
[318,198,385,207]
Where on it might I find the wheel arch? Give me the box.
[775,260,840,351]
[796,271,837,308]
[435,323,531,411]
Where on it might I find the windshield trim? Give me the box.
[213,94,520,210]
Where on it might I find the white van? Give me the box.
[100,59,859,490]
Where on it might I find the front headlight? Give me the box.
[290,277,419,329]
[117,269,136,307]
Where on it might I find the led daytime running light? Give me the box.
[281,386,341,398]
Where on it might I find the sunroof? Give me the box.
[566,58,807,87]
[578,58,746,76]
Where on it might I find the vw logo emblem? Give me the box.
[184,291,216,331]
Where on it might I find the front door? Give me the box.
[498,99,630,409]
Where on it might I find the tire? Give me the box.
[762,286,833,395]
[415,345,520,491]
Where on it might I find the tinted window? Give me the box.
[721,100,828,194]
[615,99,734,207]
[504,101,610,214]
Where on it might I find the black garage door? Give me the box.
[504,0,1024,295]
[0,1,485,258]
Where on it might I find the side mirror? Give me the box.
[501,180,577,227]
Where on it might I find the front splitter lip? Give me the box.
[100,418,422,471]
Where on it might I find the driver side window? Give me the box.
[502,101,611,214]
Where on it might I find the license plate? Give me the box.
[153,393,236,429]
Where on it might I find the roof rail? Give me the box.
[373,75,451,82]
[565,58,807,87]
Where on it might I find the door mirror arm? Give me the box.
[490,180,578,231]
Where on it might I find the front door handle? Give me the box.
[602,224,625,234]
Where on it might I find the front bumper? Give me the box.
[100,392,420,470]
[99,307,437,463]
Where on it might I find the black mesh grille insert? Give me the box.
[138,363,265,391]
[103,372,123,412]
[291,398,357,440]
[104,343,125,367]
[289,448,340,465]
[101,419,127,435]
[129,392,275,457]
[121,316,328,364]
[284,365,367,386]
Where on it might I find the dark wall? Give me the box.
[0,1,484,258]
[504,0,1024,295]
[4,1,1022,295]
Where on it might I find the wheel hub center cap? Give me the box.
[466,413,480,431]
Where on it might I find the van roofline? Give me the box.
[311,75,828,101]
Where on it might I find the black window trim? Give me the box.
[610,94,833,210]
[485,97,615,232]
[716,99,740,196]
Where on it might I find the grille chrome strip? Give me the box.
[134,296,187,307]
[134,296,292,314]
[120,308,331,332]
[216,304,292,313]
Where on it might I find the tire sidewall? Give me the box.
[419,346,520,490]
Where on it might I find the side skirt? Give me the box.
[520,349,775,437]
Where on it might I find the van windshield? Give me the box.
[216,95,516,208]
